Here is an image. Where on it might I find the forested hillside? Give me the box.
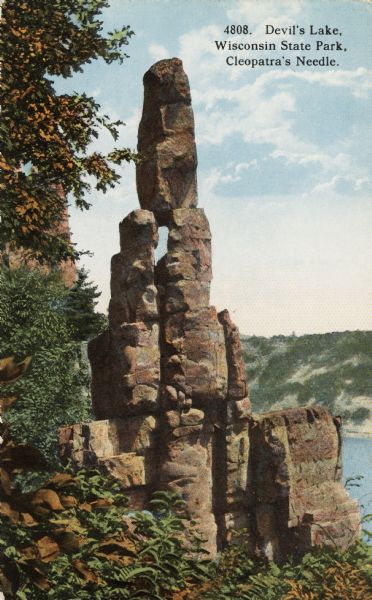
[241,330,372,433]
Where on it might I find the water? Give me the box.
[342,437,372,524]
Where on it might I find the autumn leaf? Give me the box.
[0,395,17,412]
[0,356,31,385]
[98,538,137,556]
[0,0,136,262]
[72,559,102,584]
[0,467,12,495]
[36,537,60,563]
[47,473,75,488]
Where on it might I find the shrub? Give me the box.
[0,266,91,466]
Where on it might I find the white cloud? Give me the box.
[226,0,308,77]
[199,167,223,199]
[227,0,306,27]
[189,62,371,185]
[194,78,297,151]
[179,25,228,87]
[69,0,372,335]
[258,67,372,99]
[192,65,371,145]
[219,160,258,183]
[270,149,351,172]
[313,174,372,194]
[170,0,371,189]
[148,43,170,62]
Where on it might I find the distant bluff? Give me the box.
[241,330,372,436]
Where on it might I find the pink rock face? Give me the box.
[156,208,212,313]
[159,408,217,556]
[218,309,250,403]
[162,307,228,405]
[250,406,360,561]
[136,58,198,221]
[109,209,159,328]
[60,58,360,562]
[154,207,227,408]
[88,322,160,418]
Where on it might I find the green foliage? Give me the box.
[63,268,107,341]
[1,467,209,599]
[0,0,136,263]
[0,352,209,599]
[132,492,209,598]
[0,266,91,465]
[2,441,371,600]
[186,539,372,600]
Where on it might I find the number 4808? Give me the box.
[224,25,249,34]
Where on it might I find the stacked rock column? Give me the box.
[59,57,360,562]
[89,209,161,419]
[136,59,232,555]
[155,209,227,555]
[85,209,161,507]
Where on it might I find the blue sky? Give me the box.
[62,0,372,336]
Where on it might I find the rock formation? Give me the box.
[59,58,360,560]
[250,407,360,561]
[136,59,198,221]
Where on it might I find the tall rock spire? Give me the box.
[60,59,360,561]
[136,58,198,222]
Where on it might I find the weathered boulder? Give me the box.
[136,58,198,221]
[250,406,360,561]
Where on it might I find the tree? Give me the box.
[0,266,92,464]
[0,0,136,264]
[64,268,107,341]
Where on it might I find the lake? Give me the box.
[343,436,372,524]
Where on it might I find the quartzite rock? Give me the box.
[250,406,360,561]
[136,58,197,221]
[156,208,212,313]
[218,309,250,402]
[162,307,228,405]
[159,409,217,556]
[59,415,158,463]
[109,209,159,328]
[59,416,159,510]
[60,58,360,563]
[88,322,160,419]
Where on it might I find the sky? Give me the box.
[60,0,372,336]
